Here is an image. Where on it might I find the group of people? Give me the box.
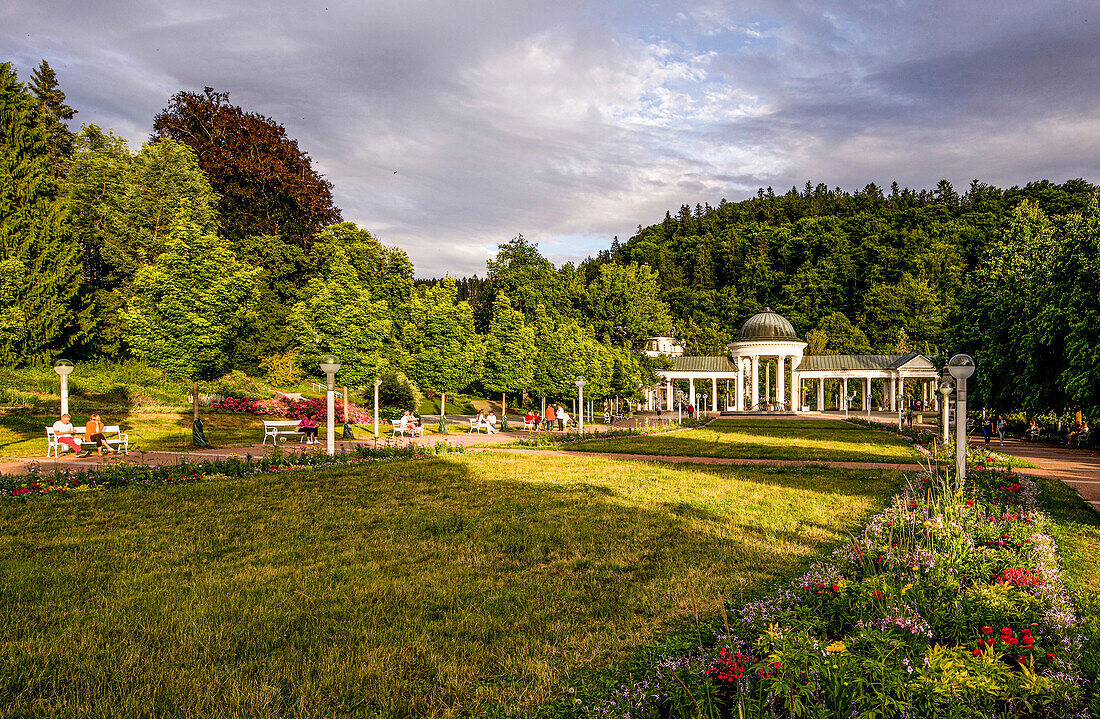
[522,404,569,431]
[979,413,1009,446]
[51,413,119,456]
[472,409,499,434]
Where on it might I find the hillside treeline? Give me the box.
[593,179,1100,417]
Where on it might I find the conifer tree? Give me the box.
[29,60,76,174]
[0,62,86,363]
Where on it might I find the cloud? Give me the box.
[4,0,1099,276]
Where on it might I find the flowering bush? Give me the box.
[586,466,1090,718]
[0,441,463,498]
[209,395,372,423]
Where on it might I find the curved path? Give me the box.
[985,439,1100,507]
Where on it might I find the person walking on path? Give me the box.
[556,404,568,431]
[52,414,82,455]
[981,412,992,445]
[997,415,1007,446]
[544,405,556,431]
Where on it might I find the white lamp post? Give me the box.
[947,354,976,483]
[373,377,382,439]
[319,354,341,456]
[53,359,74,417]
[938,374,956,445]
[575,376,586,434]
[897,394,904,431]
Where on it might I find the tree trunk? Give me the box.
[441,392,446,418]
[193,380,199,421]
[501,392,506,418]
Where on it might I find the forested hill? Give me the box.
[603,179,1097,357]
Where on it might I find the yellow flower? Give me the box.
[902,583,913,594]
[826,641,846,654]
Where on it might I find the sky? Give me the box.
[4,0,1100,277]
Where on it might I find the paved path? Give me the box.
[984,439,1100,507]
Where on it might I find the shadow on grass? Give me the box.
[0,453,902,719]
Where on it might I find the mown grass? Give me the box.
[566,418,923,464]
[0,452,904,718]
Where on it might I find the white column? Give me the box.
[899,376,906,407]
[777,356,786,410]
[711,377,718,413]
[817,377,825,411]
[689,377,696,408]
[889,376,896,411]
[666,379,673,410]
[841,377,848,410]
[864,377,870,410]
[751,356,760,409]
[735,361,744,411]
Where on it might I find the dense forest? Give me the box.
[2,60,1098,418]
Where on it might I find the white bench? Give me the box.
[45,425,129,457]
[263,420,309,445]
[468,418,498,434]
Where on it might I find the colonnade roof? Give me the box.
[796,352,931,372]
[667,356,739,373]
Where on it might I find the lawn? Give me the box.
[565,418,923,464]
[0,452,904,718]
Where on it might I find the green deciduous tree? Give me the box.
[584,262,673,348]
[290,247,391,387]
[482,293,536,416]
[68,129,222,357]
[0,62,86,363]
[816,312,872,355]
[123,212,261,384]
[402,278,483,419]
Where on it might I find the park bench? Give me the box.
[45,425,129,458]
[468,417,498,434]
[262,420,309,445]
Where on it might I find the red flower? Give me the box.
[1047,653,1055,660]
[1018,656,1026,664]
[1006,637,1019,646]
[985,638,996,646]
[831,584,840,592]
[1001,628,1013,636]
[981,626,994,634]
[972,648,982,656]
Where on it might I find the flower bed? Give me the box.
[0,442,462,498]
[587,467,1090,718]
[209,395,373,423]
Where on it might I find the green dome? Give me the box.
[738,308,799,341]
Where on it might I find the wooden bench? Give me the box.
[45,425,129,457]
[263,420,309,445]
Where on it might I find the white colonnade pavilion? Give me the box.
[644,309,941,414]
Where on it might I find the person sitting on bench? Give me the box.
[82,413,116,456]
[298,414,319,444]
[52,414,82,455]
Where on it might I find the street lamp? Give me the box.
[575,376,586,434]
[319,354,341,456]
[938,374,956,445]
[947,354,976,484]
[373,377,382,439]
[53,359,74,416]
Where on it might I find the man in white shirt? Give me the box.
[52,414,82,454]
[485,411,498,434]
[556,405,568,431]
